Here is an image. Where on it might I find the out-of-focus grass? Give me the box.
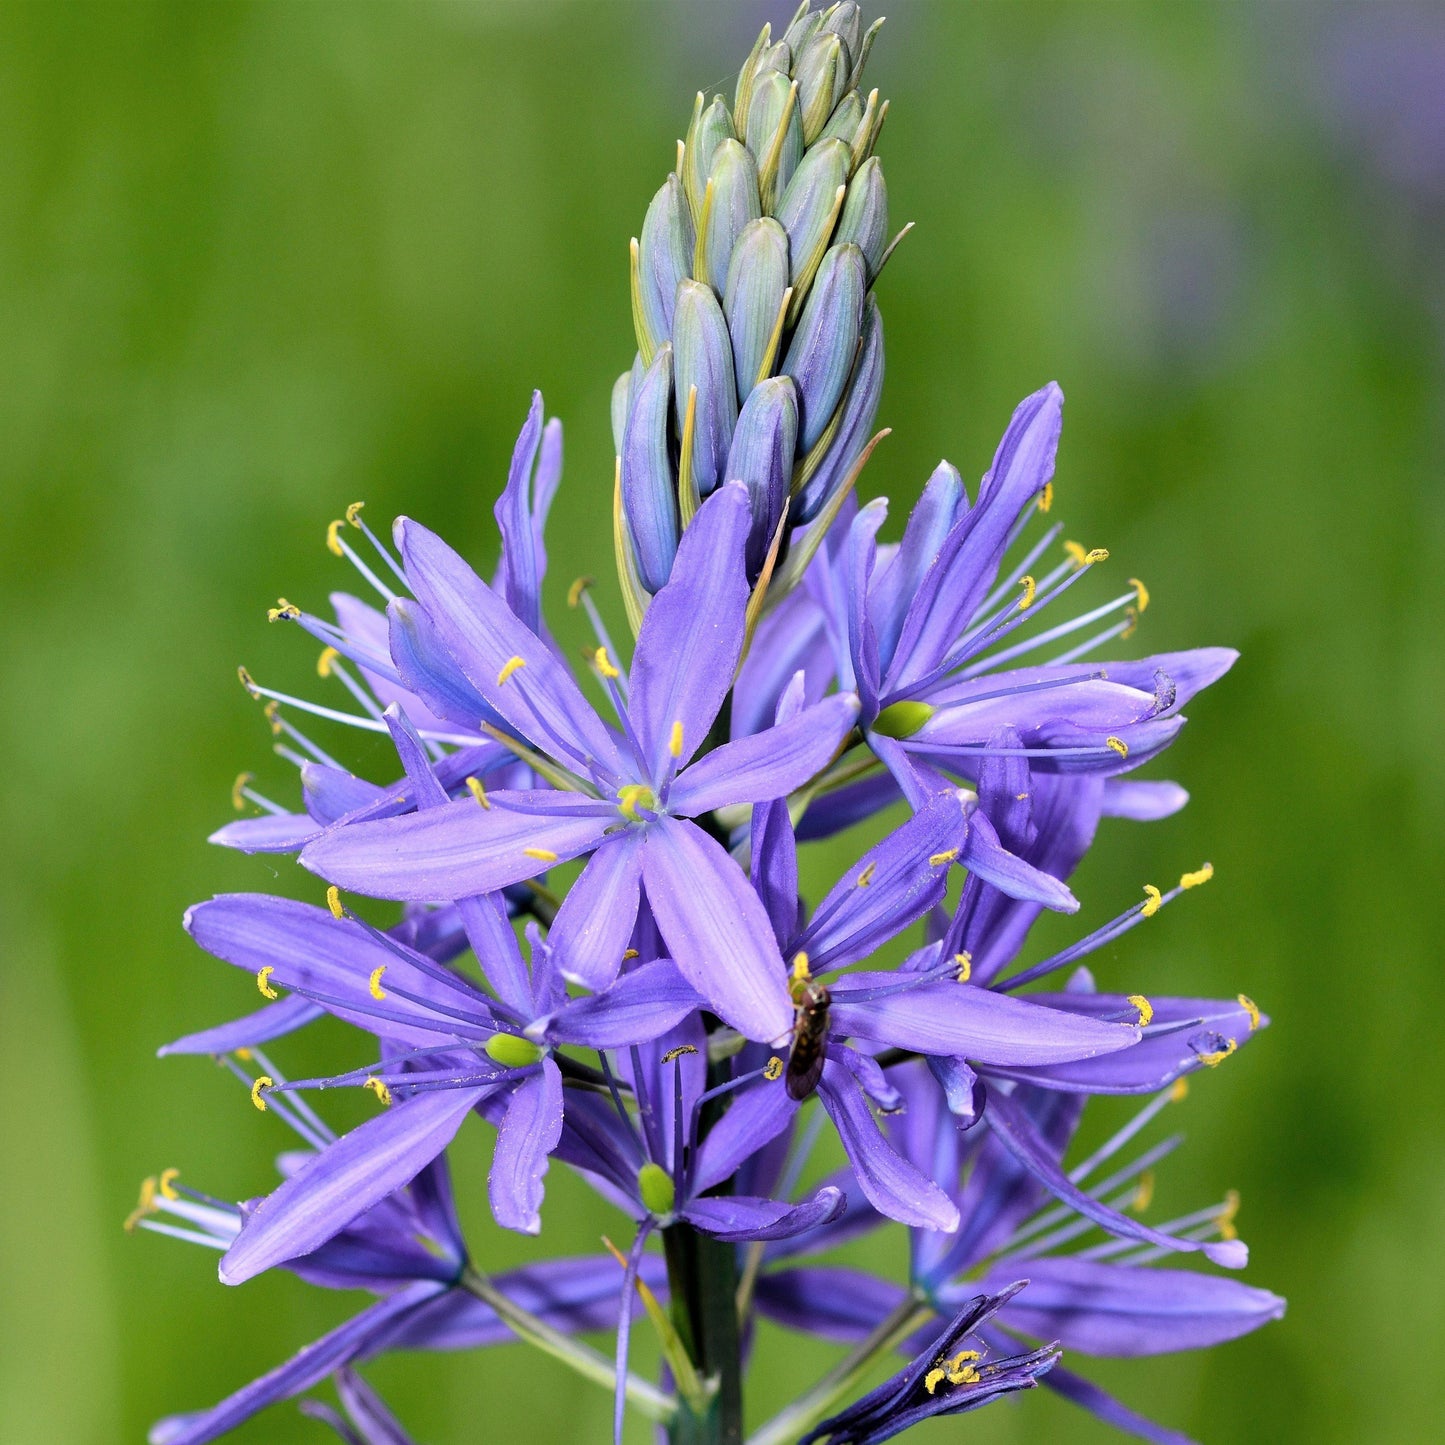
[0,2,1439,1441]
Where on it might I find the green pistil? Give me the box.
[871,699,935,739]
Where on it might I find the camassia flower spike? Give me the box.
[146,5,1278,1443]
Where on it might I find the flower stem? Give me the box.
[746,1295,935,1445]
[459,1266,676,1424]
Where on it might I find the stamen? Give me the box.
[622,948,640,960]
[230,772,252,810]
[594,647,621,680]
[946,1351,982,1385]
[1130,577,1150,612]
[1180,862,1214,889]
[1198,1037,1237,1068]
[1128,994,1154,1026]
[364,1077,393,1106]
[497,655,527,685]
[955,951,972,982]
[928,847,959,866]
[924,1368,947,1395]
[123,1177,158,1232]
[465,775,491,809]
[263,700,283,735]
[661,1045,698,1064]
[327,886,344,919]
[1121,606,1139,640]
[617,783,657,820]
[763,1057,784,1081]
[1133,1170,1155,1213]
[368,966,388,1000]
[1086,547,1110,564]
[1171,1077,1189,1102]
[523,847,560,863]
[346,501,365,525]
[1218,1189,1241,1241]
[256,966,279,999]
[791,952,811,983]
[856,861,877,887]
[1038,481,1053,512]
[669,720,684,758]
[1239,994,1261,1031]
[326,519,346,556]
[1141,885,1162,917]
[317,646,340,677]
[267,598,301,623]
[1063,540,1087,567]
[158,1168,181,1201]
[1105,736,1129,758]
[568,576,594,609]
[1016,575,1036,610]
[250,1076,274,1111]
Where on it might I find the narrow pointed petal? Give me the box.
[1037,1361,1198,1445]
[818,1059,959,1231]
[542,960,702,1050]
[1102,778,1190,821]
[158,995,325,1057]
[667,693,860,816]
[547,831,644,989]
[960,809,1080,911]
[755,1265,908,1343]
[220,1087,491,1284]
[629,482,751,770]
[300,794,615,902]
[984,1087,1247,1269]
[209,812,320,854]
[493,391,545,633]
[682,1186,845,1241]
[691,1074,799,1194]
[488,1057,563,1235]
[642,816,791,1042]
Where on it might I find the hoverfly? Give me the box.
[785,978,831,1101]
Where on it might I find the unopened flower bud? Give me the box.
[698,139,761,294]
[795,32,850,144]
[724,218,790,396]
[819,88,865,146]
[726,376,799,575]
[683,94,734,221]
[620,344,678,592]
[776,137,850,298]
[635,174,694,358]
[835,156,889,277]
[610,368,633,455]
[782,242,866,450]
[746,68,803,211]
[673,280,739,497]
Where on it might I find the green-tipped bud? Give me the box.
[485,1033,544,1068]
[726,375,798,575]
[620,344,678,593]
[776,137,850,301]
[747,69,803,212]
[819,88,865,147]
[820,1,864,59]
[871,700,936,740]
[783,1,824,56]
[834,156,889,278]
[782,242,866,450]
[637,1161,676,1218]
[635,175,694,358]
[673,280,738,497]
[724,217,790,398]
[796,33,850,145]
[683,94,734,224]
[698,139,761,294]
[610,369,633,455]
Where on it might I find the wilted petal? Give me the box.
[682,1186,845,1241]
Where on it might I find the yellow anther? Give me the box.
[237,664,259,696]
[594,646,621,679]
[460,775,490,810]
[1016,575,1037,610]
[1218,1188,1241,1241]
[1133,1170,1155,1213]
[955,952,972,982]
[345,501,365,525]
[523,847,559,863]
[369,966,388,1000]
[158,1168,181,1201]
[250,1076,274,1111]
[1105,736,1129,758]
[669,720,685,758]
[617,783,656,820]
[567,576,594,609]
[123,1177,158,1232]
[1171,1076,1190,1102]
[856,861,877,887]
[945,1350,982,1385]
[1180,862,1214,890]
[928,847,959,867]
[497,655,527,685]
[1037,480,1054,512]
[622,948,640,961]
[1128,994,1154,1026]
[1085,547,1110,565]
[263,700,282,735]
[763,1056,785,1081]
[231,772,253,811]
[791,952,812,983]
[1141,884,1162,917]
[1130,577,1150,613]
[1238,994,1261,1031]
[1063,539,1088,567]
[364,1076,393,1106]
[267,598,301,623]
[317,645,341,677]
[661,1044,699,1063]
[1121,605,1139,639]
[1015,792,1029,801]
[327,885,344,919]
[256,966,279,1000]
[234,1047,252,1062]
[326,519,346,556]
[1199,1037,1237,1069]
[924,1367,947,1396]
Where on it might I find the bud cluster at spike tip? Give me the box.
[141,5,1281,1445]
[618,0,892,604]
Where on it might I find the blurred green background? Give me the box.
[2,1,1440,1441]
